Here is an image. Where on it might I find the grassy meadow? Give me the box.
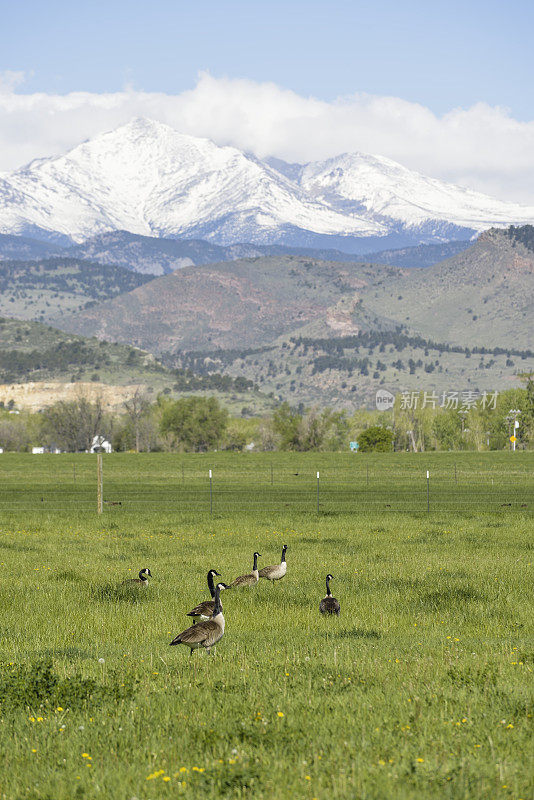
[0,452,532,799]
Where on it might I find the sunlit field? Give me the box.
[0,452,532,800]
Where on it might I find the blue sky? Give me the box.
[2,0,533,118]
[1,0,533,203]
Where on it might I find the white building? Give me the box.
[31,445,62,454]
[90,435,112,453]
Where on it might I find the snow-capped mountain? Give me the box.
[296,152,534,239]
[1,117,533,250]
[0,119,382,246]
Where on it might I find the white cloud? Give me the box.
[1,71,534,203]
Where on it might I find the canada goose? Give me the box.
[319,574,340,615]
[122,568,151,587]
[258,544,288,582]
[228,552,261,588]
[186,569,222,623]
[170,583,227,656]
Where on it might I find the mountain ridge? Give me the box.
[55,227,534,355]
[1,118,534,251]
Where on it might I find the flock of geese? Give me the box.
[123,545,340,657]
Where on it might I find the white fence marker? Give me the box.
[209,469,213,514]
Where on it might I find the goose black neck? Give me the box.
[253,553,258,570]
[212,585,222,616]
[207,571,216,598]
[139,570,146,581]
[281,546,287,563]
[326,576,331,596]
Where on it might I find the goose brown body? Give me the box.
[319,574,340,615]
[122,568,151,587]
[258,545,288,582]
[228,552,261,588]
[186,569,221,622]
[170,583,226,655]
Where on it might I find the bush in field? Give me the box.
[358,425,393,452]
[0,659,137,710]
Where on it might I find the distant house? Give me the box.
[31,444,62,454]
[90,435,112,454]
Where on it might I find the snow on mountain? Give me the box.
[0,118,382,244]
[297,152,534,238]
[0,117,533,248]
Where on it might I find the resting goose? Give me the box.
[258,544,288,583]
[170,583,227,656]
[122,568,151,587]
[228,552,261,588]
[186,569,222,623]
[319,574,340,615]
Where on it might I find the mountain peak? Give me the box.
[0,120,533,247]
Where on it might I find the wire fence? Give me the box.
[0,453,532,514]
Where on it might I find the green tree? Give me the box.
[159,396,228,451]
[299,408,349,451]
[223,420,247,451]
[432,409,463,451]
[271,402,302,450]
[41,397,107,452]
[358,425,393,452]
[123,387,151,453]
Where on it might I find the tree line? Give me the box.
[1,377,533,453]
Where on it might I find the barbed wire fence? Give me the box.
[0,453,532,514]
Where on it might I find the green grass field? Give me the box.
[0,452,532,800]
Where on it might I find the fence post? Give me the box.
[209,469,213,515]
[73,462,76,483]
[454,462,457,485]
[182,463,184,485]
[426,469,430,513]
[97,453,103,514]
[317,471,320,514]
[271,463,273,486]
[366,463,369,487]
